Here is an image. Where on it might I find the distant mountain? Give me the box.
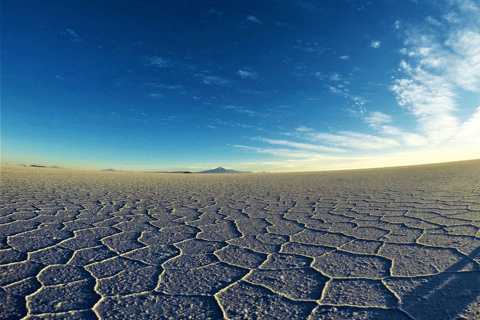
[101,169,117,172]
[198,167,251,174]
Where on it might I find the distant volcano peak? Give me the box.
[199,167,250,174]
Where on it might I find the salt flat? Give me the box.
[1,160,480,320]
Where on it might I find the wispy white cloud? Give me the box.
[142,83,182,90]
[206,8,223,16]
[364,112,428,146]
[196,74,232,85]
[308,131,400,149]
[237,70,258,79]
[234,145,332,159]
[339,55,350,60]
[247,15,261,23]
[148,56,170,68]
[66,29,79,38]
[293,42,328,55]
[148,93,164,99]
[253,138,346,153]
[223,105,257,116]
[296,126,313,132]
[344,107,367,118]
[330,73,341,81]
[230,0,480,172]
[371,40,381,48]
[391,7,480,145]
[364,111,392,127]
[426,16,442,26]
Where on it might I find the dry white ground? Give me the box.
[1,160,480,319]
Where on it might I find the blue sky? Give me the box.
[3,0,480,172]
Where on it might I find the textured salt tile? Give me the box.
[227,235,280,253]
[283,211,313,223]
[121,244,179,265]
[444,225,479,236]
[23,310,98,319]
[352,219,401,231]
[217,281,317,319]
[67,246,116,266]
[0,261,43,286]
[26,279,99,314]
[313,251,390,279]
[37,265,90,286]
[5,211,38,220]
[426,216,472,226]
[112,220,158,232]
[101,231,145,253]
[235,218,270,235]
[320,279,397,308]
[215,245,267,268]
[138,226,198,246]
[345,227,389,241]
[220,207,250,220]
[291,229,353,247]
[403,220,441,229]
[417,232,474,248]
[378,243,464,276]
[96,266,158,296]
[2,277,42,296]
[339,239,383,255]
[0,216,14,225]
[162,254,218,269]
[85,256,148,279]
[383,228,424,244]
[452,212,480,221]
[259,253,312,269]
[280,242,334,257]
[4,161,480,318]
[96,293,222,320]
[0,292,26,320]
[385,272,480,320]
[7,229,72,252]
[243,208,270,219]
[148,217,184,228]
[381,215,419,224]
[94,216,131,227]
[265,217,305,235]
[156,262,247,295]
[320,222,356,233]
[246,268,328,300]
[457,238,480,260]
[59,227,118,250]
[310,306,411,320]
[62,220,96,231]
[185,212,226,227]
[28,245,74,265]
[0,248,26,265]
[197,221,242,242]
[0,205,17,216]
[174,238,226,255]
[256,233,289,245]
[312,212,353,223]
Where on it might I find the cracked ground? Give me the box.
[1,160,480,320]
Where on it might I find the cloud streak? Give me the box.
[237,70,258,79]
[148,56,171,67]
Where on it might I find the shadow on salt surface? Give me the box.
[386,244,480,320]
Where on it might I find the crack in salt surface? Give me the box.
[1,161,480,319]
